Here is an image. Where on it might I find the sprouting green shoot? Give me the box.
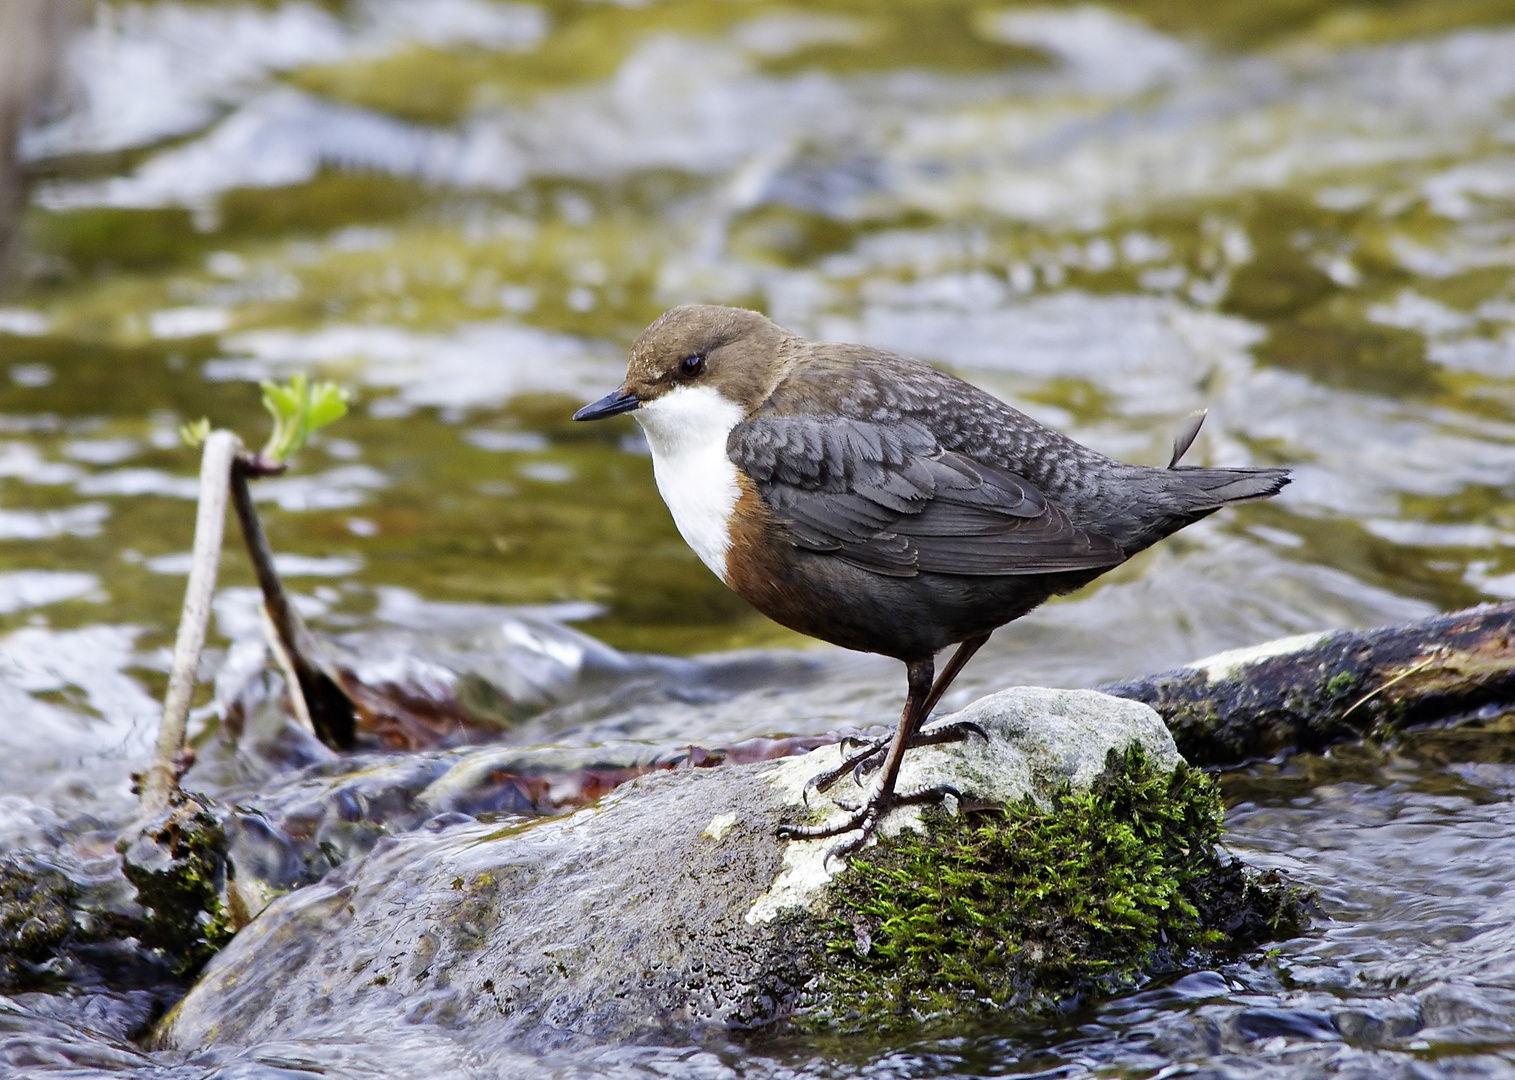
[179,417,211,448]
[259,374,350,464]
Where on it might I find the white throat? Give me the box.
[634,385,745,583]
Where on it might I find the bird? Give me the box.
[573,304,1289,854]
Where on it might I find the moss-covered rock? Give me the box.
[748,687,1184,924]
[118,791,235,977]
[0,857,79,991]
[801,745,1306,1031]
[159,687,1305,1050]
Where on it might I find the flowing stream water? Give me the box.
[6,0,1515,1075]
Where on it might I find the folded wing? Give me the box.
[729,414,1124,578]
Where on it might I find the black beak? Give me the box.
[572,387,641,422]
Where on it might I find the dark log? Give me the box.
[1097,601,1515,767]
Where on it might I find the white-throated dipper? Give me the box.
[574,304,1289,853]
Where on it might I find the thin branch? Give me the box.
[140,430,241,815]
[260,601,316,737]
[1339,652,1441,720]
[228,456,356,749]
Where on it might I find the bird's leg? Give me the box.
[778,658,935,843]
[920,633,989,719]
[848,633,992,785]
[912,632,991,743]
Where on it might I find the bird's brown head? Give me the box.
[571,305,796,423]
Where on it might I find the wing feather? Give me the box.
[729,415,1123,577]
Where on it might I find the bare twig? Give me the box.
[259,602,316,737]
[228,457,356,749]
[1339,652,1441,720]
[140,427,360,816]
[140,431,241,814]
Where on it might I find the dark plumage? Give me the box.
[574,304,1289,851]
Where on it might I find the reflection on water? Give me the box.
[5,0,1515,1075]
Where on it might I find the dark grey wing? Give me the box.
[729,415,1123,578]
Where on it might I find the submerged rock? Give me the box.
[0,858,79,991]
[157,688,1301,1051]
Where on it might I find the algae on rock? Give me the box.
[118,792,235,978]
[801,745,1306,1031]
[0,857,82,991]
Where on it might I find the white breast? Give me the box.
[633,385,746,584]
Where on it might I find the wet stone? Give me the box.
[117,793,234,978]
[157,688,1300,1050]
[0,858,76,991]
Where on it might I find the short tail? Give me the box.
[1112,462,1290,554]
[1071,411,1290,554]
[1164,408,1289,507]
[1169,464,1291,506]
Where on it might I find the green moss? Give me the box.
[0,859,79,991]
[118,793,235,977]
[801,746,1306,1032]
[1326,670,1361,697]
[1156,695,1234,762]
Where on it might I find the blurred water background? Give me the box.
[6,0,1515,1076]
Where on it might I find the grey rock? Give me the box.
[158,688,1180,1051]
[750,686,1178,921]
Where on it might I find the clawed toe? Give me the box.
[801,767,843,803]
[851,755,881,786]
[806,737,889,796]
[776,782,964,864]
[776,803,870,841]
[910,720,988,747]
[821,788,960,865]
[778,645,987,861]
[801,719,982,806]
[823,813,878,863]
[894,782,962,808]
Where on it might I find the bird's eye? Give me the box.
[679,354,706,377]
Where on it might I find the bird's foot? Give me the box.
[911,719,989,747]
[804,736,891,799]
[839,730,883,751]
[804,721,987,800]
[777,784,963,864]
